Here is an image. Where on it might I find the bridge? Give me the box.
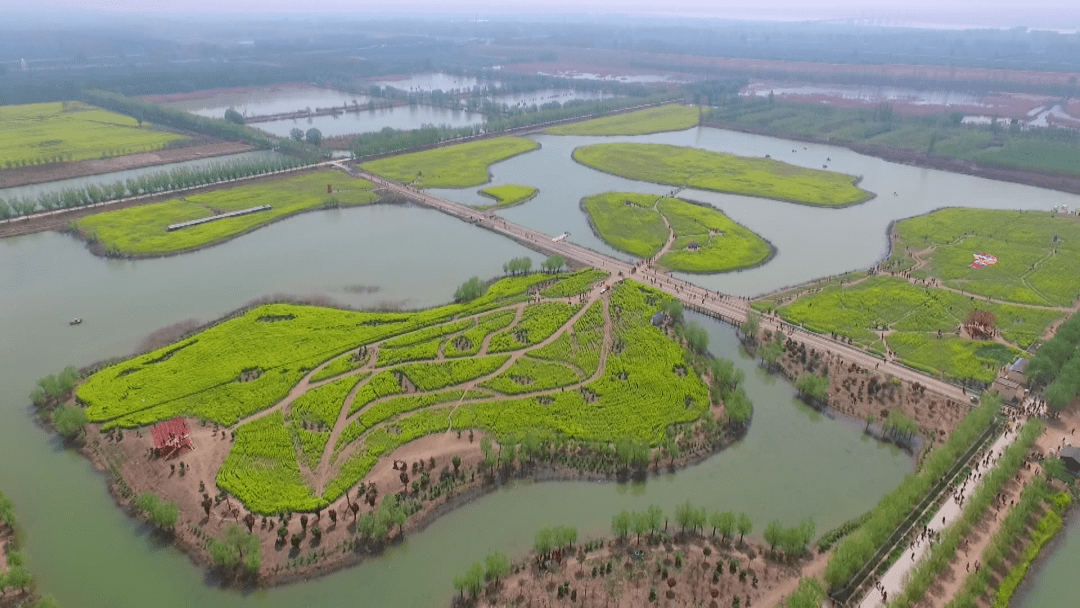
[351,166,972,406]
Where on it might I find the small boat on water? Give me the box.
[69,318,82,326]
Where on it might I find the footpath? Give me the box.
[858,427,1019,608]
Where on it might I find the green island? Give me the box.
[886,208,1080,307]
[572,142,874,207]
[581,192,773,273]
[475,184,538,210]
[0,101,186,168]
[360,137,539,188]
[72,171,379,256]
[74,271,745,536]
[756,209,1079,383]
[546,104,700,136]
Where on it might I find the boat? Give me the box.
[69,318,82,326]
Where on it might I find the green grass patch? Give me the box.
[481,357,583,394]
[309,351,368,383]
[360,137,539,188]
[476,184,538,210]
[582,192,774,272]
[776,276,1060,382]
[487,302,580,353]
[890,208,1080,307]
[547,105,699,136]
[445,310,517,357]
[540,269,609,298]
[291,373,367,428]
[0,101,185,167]
[74,171,378,255]
[573,143,873,207]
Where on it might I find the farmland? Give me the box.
[773,275,1062,382]
[77,271,724,514]
[581,192,772,272]
[73,171,379,256]
[0,101,186,168]
[886,208,1080,307]
[547,104,700,136]
[360,137,539,188]
[476,184,538,210]
[572,143,873,207]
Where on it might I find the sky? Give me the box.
[5,0,1080,29]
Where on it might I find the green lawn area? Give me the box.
[361,137,539,188]
[889,209,1080,307]
[581,192,773,272]
[0,101,186,167]
[79,275,714,514]
[775,275,1061,382]
[74,171,378,255]
[547,105,700,136]
[572,143,873,207]
[476,184,538,210]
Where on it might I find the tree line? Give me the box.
[0,155,306,220]
[1026,310,1080,411]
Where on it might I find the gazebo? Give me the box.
[151,418,193,459]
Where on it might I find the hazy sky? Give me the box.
[6,0,1079,29]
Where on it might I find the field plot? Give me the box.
[888,208,1080,307]
[581,192,772,272]
[775,276,1061,382]
[547,104,699,136]
[79,272,715,513]
[73,171,379,255]
[0,101,186,168]
[573,143,873,207]
[475,184,538,210]
[361,137,539,188]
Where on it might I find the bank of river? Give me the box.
[0,203,911,607]
[1016,510,1080,607]
[429,126,1080,297]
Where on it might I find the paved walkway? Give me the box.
[858,427,1019,608]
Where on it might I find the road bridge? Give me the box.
[353,167,973,406]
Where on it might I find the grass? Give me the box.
[0,101,185,167]
[572,143,873,207]
[775,276,1060,382]
[888,208,1080,307]
[581,192,772,272]
[547,105,700,136]
[360,137,539,188]
[81,274,714,514]
[475,184,538,210]
[73,171,378,255]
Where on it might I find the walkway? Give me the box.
[858,427,1019,608]
[355,168,974,407]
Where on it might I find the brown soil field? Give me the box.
[0,141,254,189]
[479,532,825,608]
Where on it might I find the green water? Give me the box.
[0,202,911,607]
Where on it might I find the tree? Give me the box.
[534,526,554,555]
[52,404,88,439]
[712,510,735,541]
[661,299,684,324]
[736,513,752,544]
[290,127,305,142]
[542,254,566,273]
[485,551,511,583]
[786,577,826,608]
[764,520,783,553]
[675,500,697,534]
[451,455,462,474]
[305,128,323,146]
[464,561,485,597]
[645,505,663,539]
[611,510,631,540]
[865,413,876,432]
[135,493,178,530]
[208,523,261,573]
[454,277,487,303]
[760,339,783,371]
[684,322,709,354]
[224,108,244,125]
[883,409,918,446]
[741,310,762,343]
[632,511,650,543]
[795,374,830,407]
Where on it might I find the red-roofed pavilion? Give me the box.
[151,418,192,459]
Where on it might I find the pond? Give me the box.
[159,85,371,120]
[250,105,485,139]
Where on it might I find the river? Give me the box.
[4,123,1080,607]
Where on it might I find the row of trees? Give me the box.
[0,490,57,606]
[0,155,306,220]
[502,257,533,276]
[612,503,756,546]
[207,523,261,575]
[28,366,88,440]
[453,550,510,599]
[135,493,179,531]
[763,518,816,558]
[288,127,323,146]
[1027,310,1080,411]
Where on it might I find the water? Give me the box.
[370,73,488,92]
[485,89,619,107]
[1016,511,1080,607]
[251,105,485,139]
[431,126,1080,297]
[160,86,372,120]
[743,82,988,107]
[0,150,283,202]
[0,201,911,608]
